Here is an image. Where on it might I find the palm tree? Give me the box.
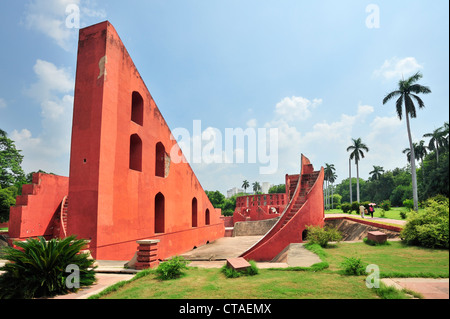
[423,126,446,164]
[252,181,261,194]
[329,171,337,209]
[402,144,416,163]
[443,122,449,149]
[242,180,250,193]
[403,140,428,180]
[383,71,431,211]
[369,165,384,180]
[324,163,335,210]
[348,158,352,203]
[346,137,369,203]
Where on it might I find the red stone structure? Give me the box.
[233,193,286,224]
[240,154,324,261]
[7,21,325,265]
[7,21,224,262]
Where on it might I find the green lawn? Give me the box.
[326,207,421,221]
[324,241,449,277]
[96,267,379,299]
[92,241,448,299]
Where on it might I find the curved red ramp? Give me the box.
[240,154,324,261]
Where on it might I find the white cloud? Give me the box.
[0,98,6,109]
[373,57,423,80]
[261,97,376,177]
[275,96,322,122]
[13,60,74,175]
[26,59,74,101]
[23,0,106,51]
[246,118,257,128]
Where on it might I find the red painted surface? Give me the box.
[8,173,69,241]
[240,154,324,261]
[67,21,224,260]
[233,193,286,224]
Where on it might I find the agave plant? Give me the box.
[0,235,96,299]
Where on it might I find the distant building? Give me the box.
[227,187,244,198]
[261,182,272,194]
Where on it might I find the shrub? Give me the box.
[305,225,342,248]
[0,236,96,299]
[363,237,391,246]
[403,199,414,210]
[351,201,360,213]
[380,200,391,211]
[400,197,449,249]
[340,256,367,276]
[341,203,351,214]
[221,260,259,278]
[400,211,408,219]
[155,256,189,280]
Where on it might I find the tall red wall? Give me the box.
[8,173,69,240]
[68,21,224,261]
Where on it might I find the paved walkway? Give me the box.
[381,278,449,299]
[324,213,407,226]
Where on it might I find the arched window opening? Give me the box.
[155,192,165,233]
[192,198,198,227]
[131,91,144,126]
[155,142,165,177]
[205,208,210,226]
[129,134,142,171]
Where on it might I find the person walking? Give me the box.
[368,204,375,218]
[359,204,365,218]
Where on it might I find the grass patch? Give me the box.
[96,267,378,299]
[323,241,449,278]
[91,241,448,299]
[221,260,259,278]
[327,207,424,221]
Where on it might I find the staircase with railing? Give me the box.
[240,154,324,261]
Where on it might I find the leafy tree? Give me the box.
[418,151,449,200]
[205,190,225,208]
[383,71,431,211]
[346,137,369,203]
[268,184,286,194]
[205,190,239,216]
[0,129,25,188]
[0,186,17,222]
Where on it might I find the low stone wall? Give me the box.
[325,218,400,241]
[233,217,279,237]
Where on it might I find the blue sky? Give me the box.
[0,0,448,196]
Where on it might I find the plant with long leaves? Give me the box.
[0,235,96,299]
